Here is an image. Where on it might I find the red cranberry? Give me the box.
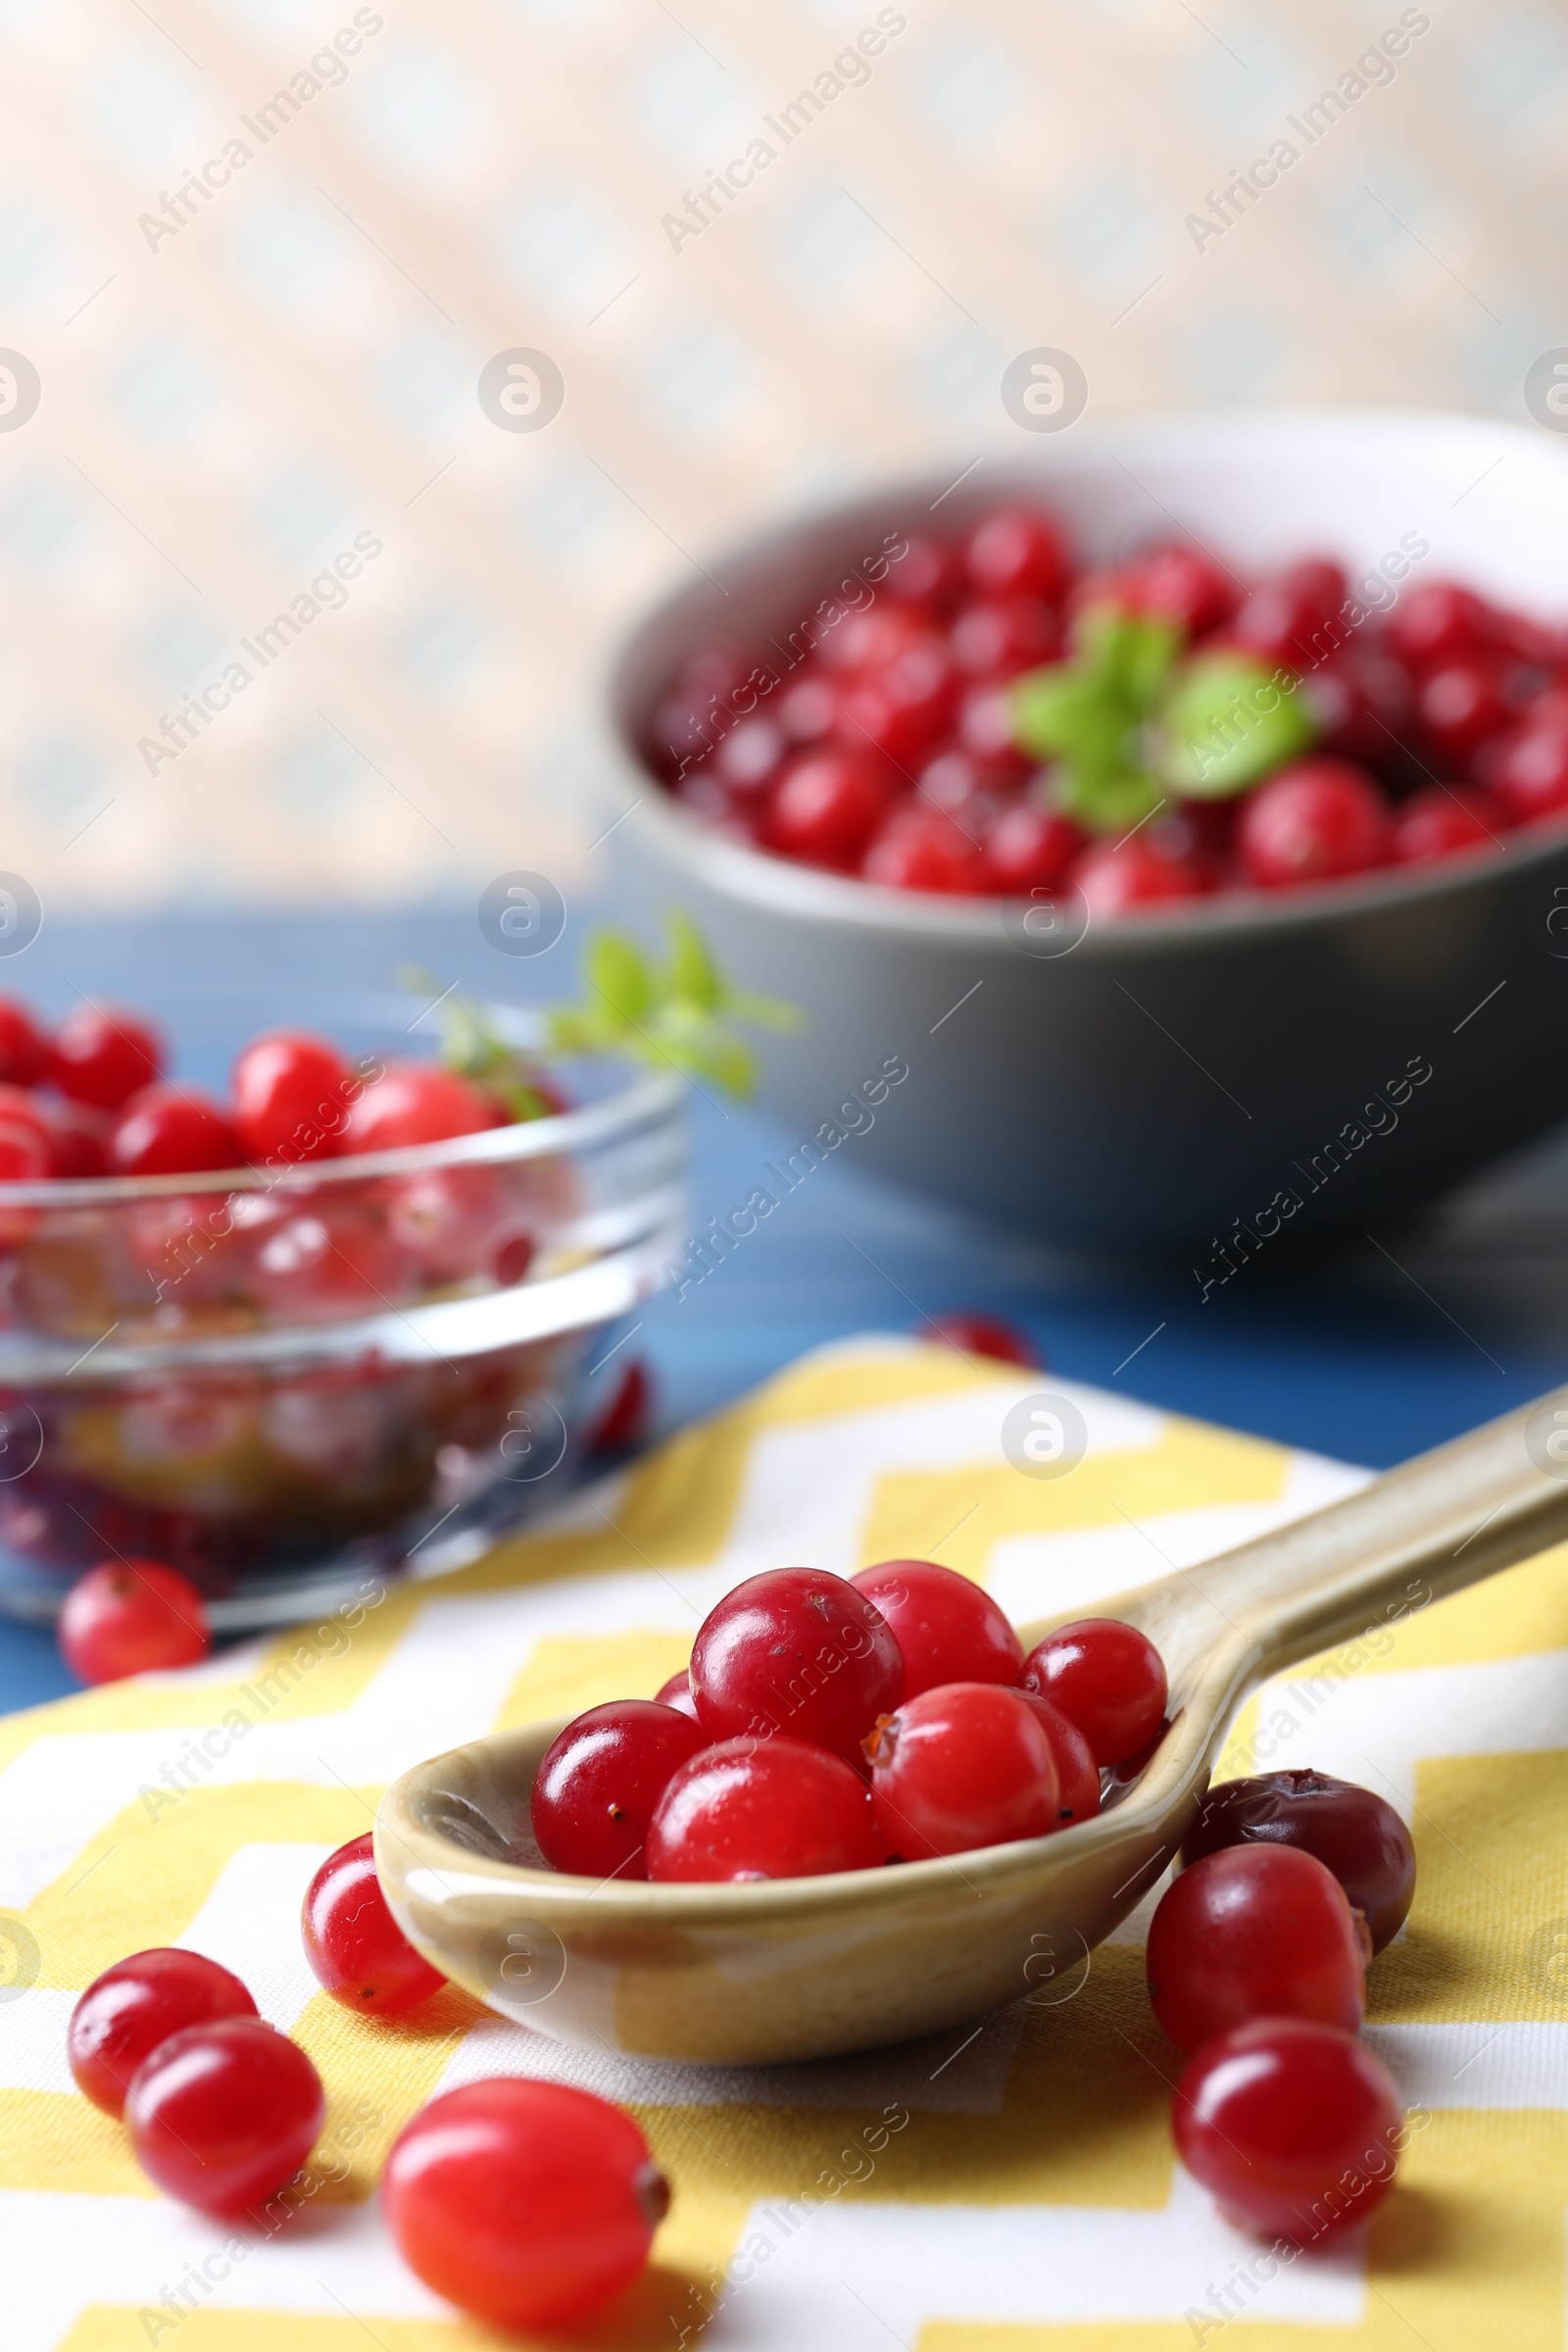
[956,678,1033,776]
[125,2016,324,2216]
[1181,1769,1416,1952]
[765,750,896,870]
[923,1309,1041,1367]
[1072,834,1209,915]
[0,1083,53,1180]
[1146,1844,1368,2051]
[252,1205,416,1320]
[776,671,839,744]
[1385,578,1494,670]
[850,1559,1023,1696]
[59,1558,211,1684]
[301,1832,447,2012]
[1019,1617,1167,1765]
[819,606,934,675]
[689,1566,904,1765]
[50,1004,165,1108]
[339,1061,498,1152]
[0,997,47,1085]
[981,803,1083,895]
[883,532,963,607]
[647,1735,886,1879]
[1233,560,1348,669]
[713,716,785,797]
[1392,783,1506,864]
[1236,759,1392,888]
[232,1031,352,1164]
[1490,716,1568,824]
[1175,2020,1403,2247]
[1416,655,1512,766]
[834,641,956,769]
[109,1086,244,1177]
[383,2079,666,2329]
[35,1096,111,1177]
[531,1699,709,1880]
[1018,1692,1101,1823]
[949,596,1059,678]
[866,1682,1059,1859]
[862,806,984,894]
[963,505,1070,602]
[1121,542,1238,637]
[654,1668,698,1720]
[587,1357,653,1454]
[69,1948,258,2118]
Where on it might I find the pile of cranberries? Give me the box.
[1151,1766,1418,2248]
[648,504,1568,912]
[530,1562,1166,1880]
[68,1833,667,2330]
[0,996,552,1185]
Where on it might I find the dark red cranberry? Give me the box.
[109,1087,245,1177]
[1018,1692,1101,1823]
[1490,716,1568,823]
[883,532,963,607]
[1019,1618,1167,1765]
[850,1558,1023,1695]
[713,716,786,797]
[531,1700,709,1880]
[688,1566,904,1766]
[963,506,1070,602]
[1181,1769,1416,1952]
[982,802,1084,895]
[956,678,1033,777]
[69,1948,258,2117]
[647,1735,886,1879]
[0,998,47,1086]
[50,1004,165,1108]
[1392,783,1506,864]
[1121,542,1238,637]
[1302,648,1416,772]
[1072,834,1209,915]
[922,1310,1041,1367]
[1236,760,1392,888]
[766,750,896,869]
[1416,655,1513,766]
[1233,560,1348,669]
[949,596,1059,678]
[1385,579,1495,671]
[834,640,956,769]
[1147,1844,1368,2051]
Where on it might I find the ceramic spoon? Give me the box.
[377,1384,1568,2066]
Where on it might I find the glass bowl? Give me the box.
[0,989,686,1628]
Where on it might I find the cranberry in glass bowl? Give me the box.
[0,987,685,1630]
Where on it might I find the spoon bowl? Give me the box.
[377,1386,1568,2064]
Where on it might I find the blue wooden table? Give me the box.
[4,908,1563,1713]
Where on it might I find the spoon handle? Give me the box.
[1117,1385,1568,1685]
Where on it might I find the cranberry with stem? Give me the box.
[301,1833,447,2012]
[383,2079,668,2329]
[1174,2019,1403,2247]
[59,1559,211,1684]
[1181,1769,1416,1952]
[867,1682,1059,1860]
[69,1948,258,2118]
[689,1566,904,1765]
[532,1701,709,1880]
[647,1736,886,1880]
[1146,1843,1368,2052]
[851,1559,1022,1696]
[126,2016,324,2216]
[1019,1618,1167,1765]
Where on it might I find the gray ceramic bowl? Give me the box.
[595,410,1568,1252]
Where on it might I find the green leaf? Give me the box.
[662,909,722,1012]
[1009,609,1182,836]
[1159,652,1318,797]
[586,931,653,1024]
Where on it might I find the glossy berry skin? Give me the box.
[1385,578,1494,671]
[1146,1844,1367,2053]
[1181,1770,1416,1953]
[689,1566,904,1765]
[1232,560,1348,668]
[301,1833,447,2012]
[1491,718,1568,824]
[232,1031,351,1164]
[647,1736,885,1880]
[766,749,895,869]
[532,1702,709,1880]
[1121,542,1239,638]
[50,1004,165,1108]
[1391,784,1505,866]
[0,997,47,1086]
[867,1682,1059,1860]
[1017,1691,1100,1823]
[923,1310,1041,1367]
[1416,656,1511,765]
[340,1061,498,1153]
[59,1559,211,1684]
[1019,1618,1167,1766]
[982,803,1083,897]
[964,506,1070,602]
[1236,759,1392,889]
[126,2016,324,2216]
[851,1559,1022,1696]
[654,1668,698,1720]
[1174,2020,1403,2248]
[383,2079,667,2328]
[68,1948,258,2118]
[109,1086,245,1177]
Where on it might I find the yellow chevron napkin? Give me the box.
[0,1337,1564,2351]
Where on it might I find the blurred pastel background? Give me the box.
[0,0,1560,908]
